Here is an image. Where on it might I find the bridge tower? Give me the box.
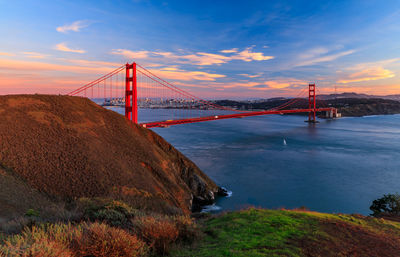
[308,83,316,122]
[125,62,138,123]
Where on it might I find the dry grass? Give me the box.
[73,223,148,257]
[0,94,217,217]
[0,222,148,257]
[0,214,198,256]
[132,215,179,255]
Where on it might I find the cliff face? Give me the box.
[0,95,218,216]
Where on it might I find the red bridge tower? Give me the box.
[125,62,137,123]
[308,83,316,123]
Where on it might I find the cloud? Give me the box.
[147,67,225,81]
[0,52,14,56]
[178,52,231,65]
[220,48,238,53]
[337,67,395,83]
[61,58,122,68]
[0,58,121,95]
[22,52,49,59]
[298,47,329,60]
[55,43,86,53]
[220,81,261,89]
[262,79,306,89]
[232,47,274,62]
[56,20,89,33]
[295,48,355,67]
[0,58,113,74]
[214,78,306,91]
[238,73,262,78]
[111,49,149,59]
[111,47,274,66]
[336,58,399,84]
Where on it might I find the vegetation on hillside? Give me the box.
[370,193,400,221]
[0,95,218,218]
[172,208,400,257]
[0,199,198,256]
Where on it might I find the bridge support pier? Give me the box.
[125,62,138,123]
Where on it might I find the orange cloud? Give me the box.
[147,67,225,81]
[0,52,14,56]
[0,58,114,74]
[55,43,86,54]
[191,78,306,92]
[337,67,395,83]
[233,47,274,62]
[220,48,238,53]
[111,49,149,59]
[22,52,49,59]
[0,72,95,95]
[111,47,274,66]
[57,20,89,33]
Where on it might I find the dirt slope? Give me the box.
[0,95,218,217]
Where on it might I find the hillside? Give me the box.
[0,95,219,218]
[319,92,400,101]
[173,208,400,257]
[214,97,400,117]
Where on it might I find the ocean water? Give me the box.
[111,107,400,215]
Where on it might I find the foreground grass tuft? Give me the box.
[0,222,148,257]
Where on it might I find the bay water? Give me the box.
[111,107,400,215]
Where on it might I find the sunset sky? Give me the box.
[1,0,400,98]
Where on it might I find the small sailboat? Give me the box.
[283,138,287,146]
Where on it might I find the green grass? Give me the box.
[171,208,400,257]
[172,209,319,257]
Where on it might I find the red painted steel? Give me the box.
[132,62,138,123]
[141,107,335,128]
[125,63,132,120]
[308,83,316,122]
[125,62,138,123]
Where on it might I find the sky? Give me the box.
[0,0,400,98]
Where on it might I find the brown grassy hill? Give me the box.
[0,166,57,220]
[0,95,218,217]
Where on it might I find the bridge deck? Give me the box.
[141,108,334,128]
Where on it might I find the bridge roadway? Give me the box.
[141,107,335,128]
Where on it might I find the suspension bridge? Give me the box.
[67,62,338,128]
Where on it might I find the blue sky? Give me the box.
[0,0,399,98]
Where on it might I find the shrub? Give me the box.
[25,209,40,218]
[0,222,148,257]
[23,239,73,257]
[132,215,179,255]
[78,198,137,227]
[370,193,400,217]
[0,224,76,257]
[73,223,148,257]
[173,215,199,243]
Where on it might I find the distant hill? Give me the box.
[0,95,219,219]
[318,92,400,101]
[214,97,400,117]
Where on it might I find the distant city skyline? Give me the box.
[1,0,400,98]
